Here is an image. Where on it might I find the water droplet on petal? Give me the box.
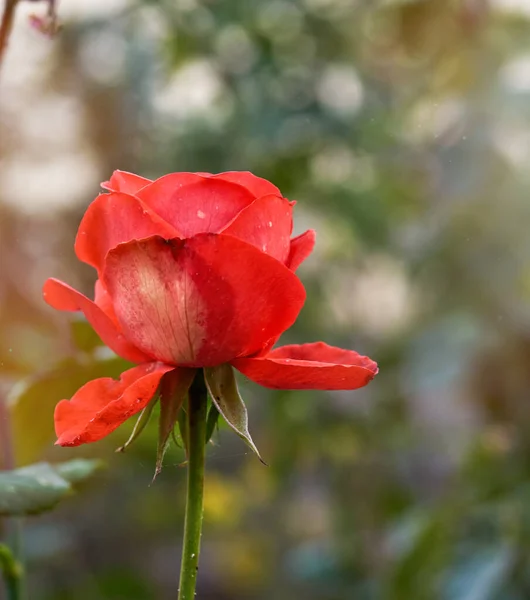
[197,210,206,219]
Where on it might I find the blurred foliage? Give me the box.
[6,319,129,465]
[0,459,104,516]
[3,0,530,598]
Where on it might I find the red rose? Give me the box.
[43,171,377,447]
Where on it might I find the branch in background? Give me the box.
[0,0,59,73]
[0,0,19,70]
[29,0,59,38]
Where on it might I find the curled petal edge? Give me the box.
[55,363,175,446]
[101,170,152,195]
[287,230,316,271]
[232,342,378,390]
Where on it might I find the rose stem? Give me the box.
[0,397,23,600]
[178,371,207,600]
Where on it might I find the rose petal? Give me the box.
[101,170,152,194]
[210,171,281,198]
[103,234,306,367]
[136,174,255,237]
[94,280,118,324]
[243,228,317,355]
[101,170,281,199]
[55,363,174,446]
[222,194,293,263]
[286,229,316,271]
[43,278,150,364]
[232,342,378,390]
[75,192,179,274]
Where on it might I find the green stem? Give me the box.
[178,371,207,600]
[0,544,22,600]
[0,400,23,600]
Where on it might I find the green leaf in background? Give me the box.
[54,459,105,486]
[7,356,129,466]
[69,318,105,354]
[385,509,454,600]
[0,544,21,580]
[204,365,265,464]
[443,546,514,600]
[0,460,104,517]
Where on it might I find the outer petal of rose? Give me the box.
[286,229,316,271]
[101,170,152,194]
[55,363,175,446]
[135,173,256,237]
[103,234,307,367]
[75,192,180,273]
[222,194,293,264]
[94,279,118,324]
[43,278,151,364]
[210,171,281,198]
[232,342,378,390]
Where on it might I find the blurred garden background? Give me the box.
[2,0,530,598]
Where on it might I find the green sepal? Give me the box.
[177,401,189,458]
[205,402,220,444]
[204,364,265,464]
[116,395,158,453]
[155,368,196,479]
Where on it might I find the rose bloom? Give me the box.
[44,171,378,447]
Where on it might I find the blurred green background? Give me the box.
[2,0,530,598]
